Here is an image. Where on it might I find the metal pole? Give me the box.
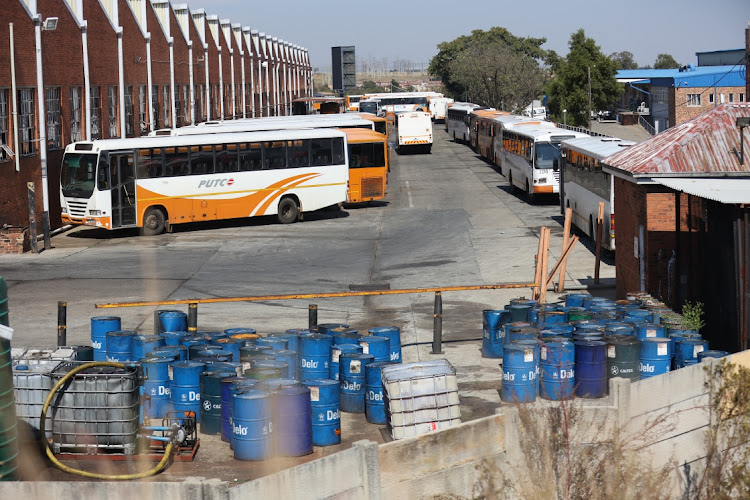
[57,301,67,347]
[27,182,38,254]
[431,291,443,354]
[187,303,197,334]
[308,303,318,331]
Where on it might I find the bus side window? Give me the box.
[311,138,332,166]
[190,145,214,175]
[332,137,345,165]
[97,153,110,189]
[239,142,262,171]
[216,144,239,173]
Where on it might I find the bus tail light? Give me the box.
[610,214,615,237]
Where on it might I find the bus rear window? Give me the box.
[349,142,385,168]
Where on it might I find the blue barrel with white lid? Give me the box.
[329,344,362,380]
[640,338,672,379]
[91,316,121,361]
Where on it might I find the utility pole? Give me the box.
[588,66,592,127]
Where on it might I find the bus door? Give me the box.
[109,152,137,228]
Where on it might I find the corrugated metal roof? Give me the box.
[654,178,750,204]
[562,137,636,160]
[617,65,746,88]
[602,103,750,176]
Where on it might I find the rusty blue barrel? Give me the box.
[368,326,402,363]
[640,338,672,379]
[506,326,539,344]
[564,293,590,308]
[91,316,121,361]
[674,339,710,368]
[537,310,567,329]
[574,340,607,398]
[501,342,538,403]
[141,357,172,420]
[540,339,575,400]
[506,304,532,322]
[300,334,333,382]
[106,330,137,362]
[482,310,510,359]
[339,353,374,413]
[232,389,272,461]
[329,344,362,380]
[303,379,341,446]
[503,322,532,344]
[272,386,312,456]
[365,362,391,424]
[158,310,187,333]
[358,336,390,363]
[698,350,730,362]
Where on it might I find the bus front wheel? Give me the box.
[142,207,166,236]
[277,197,299,224]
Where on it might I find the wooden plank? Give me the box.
[594,201,604,284]
[557,208,573,292]
[539,227,550,303]
[532,227,546,300]
[546,236,579,290]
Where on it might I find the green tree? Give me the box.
[611,51,639,70]
[654,53,680,69]
[448,40,545,111]
[545,29,622,127]
[428,27,548,100]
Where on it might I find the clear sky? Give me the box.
[184,0,749,71]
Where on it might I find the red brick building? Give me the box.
[603,103,750,352]
[0,0,312,248]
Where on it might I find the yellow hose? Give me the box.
[39,361,174,480]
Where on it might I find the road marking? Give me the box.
[405,180,414,208]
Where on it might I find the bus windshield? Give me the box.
[61,152,98,198]
[359,102,378,114]
[534,142,561,169]
[349,142,385,168]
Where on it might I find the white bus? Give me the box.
[495,117,589,201]
[561,136,635,251]
[429,97,454,122]
[395,111,433,153]
[446,103,482,142]
[60,128,349,235]
[150,114,375,136]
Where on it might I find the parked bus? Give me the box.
[150,114,375,137]
[446,103,482,143]
[341,128,388,203]
[345,95,362,111]
[495,118,588,201]
[561,136,635,251]
[292,97,345,115]
[60,128,349,234]
[469,109,498,151]
[429,97,453,122]
[357,113,388,136]
[395,111,433,153]
[358,99,379,115]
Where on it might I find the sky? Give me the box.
[183,0,750,72]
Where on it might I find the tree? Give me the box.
[611,51,639,70]
[447,40,545,111]
[654,53,680,69]
[428,27,548,101]
[544,29,622,127]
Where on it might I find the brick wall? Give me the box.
[614,177,646,298]
[672,86,746,125]
[0,227,30,254]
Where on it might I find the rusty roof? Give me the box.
[602,103,750,177]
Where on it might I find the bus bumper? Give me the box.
[532,185,556,194]
[61,214,111,229]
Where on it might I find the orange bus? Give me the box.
[358,112,388,136]
[340,128,388,204]
[469,109,501,151]
[476,111,508,162]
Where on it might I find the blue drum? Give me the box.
[170,361,207,422]
[574,340,608,398]
[635,323,667,341]
[640,338,672,379]
[537,310,567,329]
[482,310,510,359]
[272,386,313,456]
[303,379,341,446]
[300,334,333,381]
[247,359,288,380]
[225,327,257,336]
[150,345,186,362]
[501,342,538,403]
[365,362,391,424]
[506,304,532,322]
[358,336,390,363]
[503,322,533,344]
[257,337,288,352]
[267,332,300,354]
[368,326,402,363]
[180,335,210,357]
[163,331,187,346]
[133,335,165,360]
[273,350,299,381]
[540,339,575,400]
[339,352,374,413]
[698,350,730,362]
[213,337,242,363]
[158,310,187,333]
[259,378,301,392]
[140,357,172,420]
[564,293,590,308]
[232,389,273,461]
[674,339,710,368]
[331,329,361,346]
[506,326,539,344]
[329,344,362,381]
[106,330,137,362]
[91,316,121,361]
[221,377,258,443]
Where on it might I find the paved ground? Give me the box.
[1,126,616,481]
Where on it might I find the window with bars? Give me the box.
[174,86,182,128]
[138,85,148,134]
[198,84,205,121]
[108,86,119,138]
[125,86,134,137]
[46,87,61,149]
[183,85,189,124]
[151,84,159,129]
[686,94,702,107]
[225,84,232,118]
[0,90,9,160]
[18,89,36,156]
[70,87,82,143]
[90,87,101,140]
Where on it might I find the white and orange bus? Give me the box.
[341,128,388,203]
[60,128,349,234]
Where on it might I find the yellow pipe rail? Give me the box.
[96,282,538,308]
